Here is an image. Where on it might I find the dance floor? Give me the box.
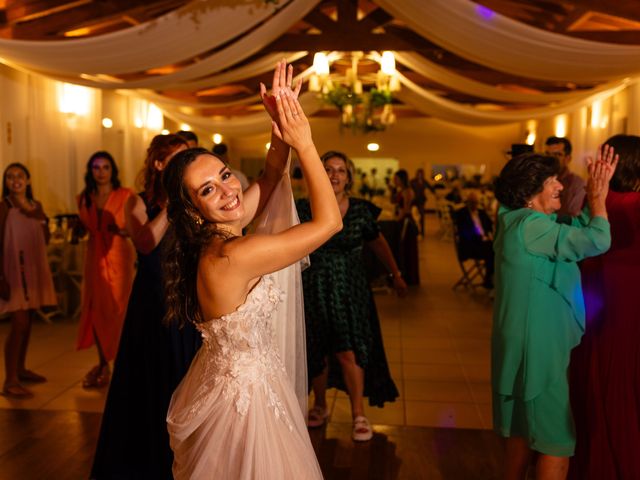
[0,214,504,479]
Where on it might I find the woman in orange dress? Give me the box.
[75,151,136,388]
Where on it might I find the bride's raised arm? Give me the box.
[223,92,342,282]
[240,59,301,227]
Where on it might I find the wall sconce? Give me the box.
[180,123,192,131]
[161,129,170,135]
[102,117,113,129]
[147,103,164,131]
[525,120,537,145]
[212,133,223,144]
[525,131,536,145]
[554,115,568,137]
[58,83,91,116]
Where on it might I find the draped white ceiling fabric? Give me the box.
[13,0,318,90]
[1,0,637,131]
[0,0,283,75]
[394,52,624,104]
[134,91,324,136]
[376,0,640,82]
[396,72,632,125]
[174,52,309,91]
[135,90,262,109]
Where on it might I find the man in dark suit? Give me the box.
[452,192,494,288]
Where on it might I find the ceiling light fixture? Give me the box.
[308,51,400,134]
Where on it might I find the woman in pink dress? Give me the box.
[75,152,136,388]
[0,163,57,398]
[570,134,640,479]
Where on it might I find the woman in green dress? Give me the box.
[297,151,406,442]
[492,148,616,480]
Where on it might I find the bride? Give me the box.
[162,60,340,479]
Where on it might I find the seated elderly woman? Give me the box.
[491,149,616,480]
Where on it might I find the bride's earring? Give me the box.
[527,201,533,208]
[188,211,204,226]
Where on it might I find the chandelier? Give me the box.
[308,51,400,134]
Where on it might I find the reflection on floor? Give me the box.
[0,214,503,478]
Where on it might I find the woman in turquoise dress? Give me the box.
[492,148,616,480]
[297,151,405,442]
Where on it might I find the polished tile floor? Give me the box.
[0,214,494,433]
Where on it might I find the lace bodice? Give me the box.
[189,275,293,429]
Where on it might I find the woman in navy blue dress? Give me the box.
[91,134,201,479]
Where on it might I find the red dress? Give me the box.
[76,188,136,361]
[570,190,640,479]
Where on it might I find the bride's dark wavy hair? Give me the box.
[162,147,231,327]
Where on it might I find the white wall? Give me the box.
[0,67,166,215]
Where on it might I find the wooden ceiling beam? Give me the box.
[7,2,120,38]
[336,0,358,30]
[564,30,640,44]
[264,32,420,52]
[303,9,336,32]
[357,7,392,32]
[4,0,181,39]
[552,5,588,32]
[567,0,640,24]
[3,0,88,24]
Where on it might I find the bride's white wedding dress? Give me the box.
[167,275,323,479]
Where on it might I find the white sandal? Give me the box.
[352,415,373,441]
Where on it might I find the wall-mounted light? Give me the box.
[525,132,536,145]
[367,142,380,152]
[525,119,537,145]
[102,117,113,129]
[554,115,568,138]
[58,83,91,116]
[134,118,143,129]
[146,103,164,131]
[180,123,191,131]
[161,129,170,135]
[213,133,223,144]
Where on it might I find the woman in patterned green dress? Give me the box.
[296,151,406,442]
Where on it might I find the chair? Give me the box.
[450,206,487,291]
[37,214,85,321]
[436,199,455,241]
